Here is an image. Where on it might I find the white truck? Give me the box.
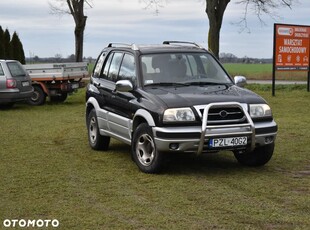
[23,62,89,105]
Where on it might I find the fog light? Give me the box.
[169,143,179,150]
[265,136,274,144]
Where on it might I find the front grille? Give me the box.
[198,106,246,125]
[196,102,256,155]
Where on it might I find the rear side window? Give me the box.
[0,64,4,75]
[93,52,106,78]
[101,53,114,79]
[7,62,26,77]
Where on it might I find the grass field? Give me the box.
[223,63,308,81]
[0,86,309,229]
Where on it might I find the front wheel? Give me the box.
[131,123,163,173]
[234,143,274,167]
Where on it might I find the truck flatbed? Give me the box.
[24,62,89,81]
[23,62,89,105]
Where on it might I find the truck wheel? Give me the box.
[50,93,68,103]
[131,123,163,173]
[87,109,110,150]
[27,85,46,106]
[234,143,274,167]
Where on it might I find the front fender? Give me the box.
[133,109,156,129]
[86,97,101,123]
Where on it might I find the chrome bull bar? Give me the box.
[197,102,256,155]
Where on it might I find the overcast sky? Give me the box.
[0,0,309,59]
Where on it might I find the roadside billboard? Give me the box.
[272,23,310,95]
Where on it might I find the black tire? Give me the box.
[131,123,163,173]
[234,143,274,167]
[50,93,68,103]
[27,85,46,106]
[87,109,110,150]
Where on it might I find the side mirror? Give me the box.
[115,80,133,92]
[234,76,247,88]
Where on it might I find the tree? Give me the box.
[0,27,25,62]
[3,29,11,59]
[143,0,294,59]
[10,32,26,64]
[50,0,91,62]
[205,0,230,59]
[0,26,4,59]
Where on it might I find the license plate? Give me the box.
[71,83,79,89]
[209,137,247,148]
[22,81,30,87]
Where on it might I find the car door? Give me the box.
[107,52,137,140]
[91,50,114,110]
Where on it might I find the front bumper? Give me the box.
[153,121,277,153]
[153,102,277,154]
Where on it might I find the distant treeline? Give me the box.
[0,26,25,64]
[219,52,272,64]
[26,55,95,64]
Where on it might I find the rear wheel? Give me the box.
[131,123,163,173]
[27,85,46,106]
[234,143,274,167]
[87,109,110,150]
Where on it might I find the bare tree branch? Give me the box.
[140,0,168,15]
[234,0,293,32]
[49,0,70,15]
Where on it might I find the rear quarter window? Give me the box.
[7,62,26,77]
[0,64,4,75]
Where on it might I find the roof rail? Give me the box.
[163,41,203,48]
[107,43,139,51]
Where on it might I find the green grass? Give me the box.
[224,63,308,81]
[0,88,309,229]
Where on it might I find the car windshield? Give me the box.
[7,61,27,77]
[141,52,232,86]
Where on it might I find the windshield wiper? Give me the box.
[145,82,190,87]
[186,81,231,86]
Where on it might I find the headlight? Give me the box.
[249,104,272,118]
[163,108,195,122]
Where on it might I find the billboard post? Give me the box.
[308,53,310,92]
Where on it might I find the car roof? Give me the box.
[104,41,209,55]
[0,59,19,63]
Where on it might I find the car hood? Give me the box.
[144,85,266,108]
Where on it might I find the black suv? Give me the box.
[86,41,277,173]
